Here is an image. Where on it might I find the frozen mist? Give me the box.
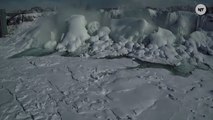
[1,4,213,120]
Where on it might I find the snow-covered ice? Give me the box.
[0,7,213,120]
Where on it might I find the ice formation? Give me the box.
[111,18,157,43]
[1,7,213,120]
[56,15,90,53]
[146,27,176,47]
[8,8,213,67]
[87,21,100,35]
[166,11,198,36]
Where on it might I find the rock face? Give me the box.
[199,14,213,31]
[0,9,8,37]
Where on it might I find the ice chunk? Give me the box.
[43,31,58,50]
[97,26,111,38]
[87,21,100,35]
[44,41,57,50]
[160,45,178,61]
[189,31,208,48]
[187,31,213,56]
[146,27,176,47]
[125,41,134,51]
[147,8,157,18]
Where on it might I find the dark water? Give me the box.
[101,55,212,77]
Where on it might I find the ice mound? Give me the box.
[8,9,213,69]
[167,11,198,36]
[56,15,90,53]
[86,26,114,57]
[119,27,179,64]
[142,10,198,36]
[187,31,213,56]
[145,27,176,47]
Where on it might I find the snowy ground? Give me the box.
[1,55,213,120]
[0,8,213,120]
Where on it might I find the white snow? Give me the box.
[0,55,213,120]
[1,7,213,120]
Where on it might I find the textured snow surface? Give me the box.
[0,55,213,120]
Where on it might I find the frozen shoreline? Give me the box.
[0,8,213,120]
